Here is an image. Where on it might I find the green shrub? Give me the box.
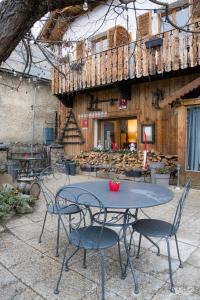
[0,187,36,219]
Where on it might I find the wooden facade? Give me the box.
[58,73,199,155]
[52,23,200,95]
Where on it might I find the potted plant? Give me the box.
[109,176,120,192]
[155,167,170,187]
[150,162,165,184]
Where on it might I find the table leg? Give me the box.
[122,209,139,294]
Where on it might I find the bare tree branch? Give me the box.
[0,0,89,63]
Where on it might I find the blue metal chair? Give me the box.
[54,186,124,300]
[133,179,191,293]
[37,165,81,257]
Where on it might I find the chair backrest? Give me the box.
[171,179,191,236]
[55,186,107,249]
[37,164,69,207]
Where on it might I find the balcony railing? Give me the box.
[52,22,200,94]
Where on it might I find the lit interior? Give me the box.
[128,119,137,143]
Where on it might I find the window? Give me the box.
[160,5,189,33]
[92,36,108,54]
[141,124,155,144]
[186,106,200,171]
[98,118,137,150]
[137,12,152,38]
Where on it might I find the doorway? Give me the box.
[98,118,137,150]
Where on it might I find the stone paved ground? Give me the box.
[0,174,200,300]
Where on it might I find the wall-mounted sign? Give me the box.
[119,99,127,110]
[82,119,89,129]
[78,111,108,120]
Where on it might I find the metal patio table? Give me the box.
[58,180,174,294]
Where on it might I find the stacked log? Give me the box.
[73,150,178,175]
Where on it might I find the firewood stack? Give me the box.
[73,150,178,174]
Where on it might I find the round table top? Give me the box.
[59,180,174,209]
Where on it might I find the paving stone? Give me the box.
[152,263,200,299]
[71,253,122,283]
[11,255,96,300]
[6,215,36,229]
[9,222,51,241]
[150,238,197,262]
[177,217,200,247]
[133,249,180,281]
[81,288,125,300]
[106,269,165,300]
[187,247,200,268]
[0,233,42,268]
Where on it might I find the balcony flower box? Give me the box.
[145,38,163,49]
[155,167,170,187]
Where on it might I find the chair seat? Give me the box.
[133,219,174,237]
[48,204,81,215]
[70,226,119,250]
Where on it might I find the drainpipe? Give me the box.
[31,81,37,158]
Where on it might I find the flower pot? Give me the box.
[155,173,170,187]
[109,180,120,192]
[125,169,142,177]
[145,38,163,49]
[150,162,165,184]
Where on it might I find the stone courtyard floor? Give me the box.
[0,174,200,300]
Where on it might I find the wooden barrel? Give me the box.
[30,182,41,199]
[16,180,40,199]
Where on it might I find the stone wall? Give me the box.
[0,73,58,144]
[50,145,64,166]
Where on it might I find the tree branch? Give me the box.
[0,0,85,63]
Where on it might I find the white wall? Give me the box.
[62,0,183,57]
[0,73,58,144]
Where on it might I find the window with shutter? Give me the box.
[137,12,152,38]
[115,26,131,47]
[107,26,130,49]
[192,0,200,19]
[107,27,115,49]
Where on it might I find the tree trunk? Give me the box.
[0,0,82,63]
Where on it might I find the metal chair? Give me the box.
[54,186,124,300]
[37,165,81,257]
[133,179,191,293]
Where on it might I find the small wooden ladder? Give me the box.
[61,109,84,145]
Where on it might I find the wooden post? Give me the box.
[177,105,186,184]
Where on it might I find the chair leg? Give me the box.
[55,215,61,257]
[65,248,80,271]
[83,249,87,269]
[123,228,135,276]
[144,235,160,256]
[117,240,123,277]
[136,234,142,258]
[54,243,68,294]
[69,214,72,233]
[174,234,183,268]
[99,250,105,300]
[38,210,48,243]
[166,238,175,293]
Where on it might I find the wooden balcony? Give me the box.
[52,22,200,94]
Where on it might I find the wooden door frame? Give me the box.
[177,98,200,184]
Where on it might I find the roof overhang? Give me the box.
[159,76,200,108]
